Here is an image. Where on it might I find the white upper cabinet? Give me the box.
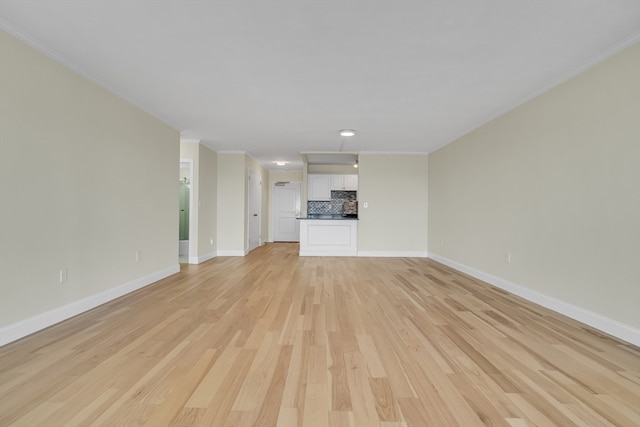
[307,174,332,201]
[331,175,358,191]
[330,175,345,190]
[344,175,358,191]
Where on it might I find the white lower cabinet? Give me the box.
[299,220,358,256]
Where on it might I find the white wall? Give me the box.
[428,43,640,343]
[0,31,180,344]
[357,154,428,256]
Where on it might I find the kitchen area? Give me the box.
[298,152,359,256]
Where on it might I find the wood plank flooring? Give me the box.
[1,243,638,426]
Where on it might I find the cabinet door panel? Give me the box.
[331,175,345,190]
[344,175,358,191]
[308,175,331,200]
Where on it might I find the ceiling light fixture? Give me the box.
[274,161,287,166]
[353,162,358,169]
[339,129,356,137]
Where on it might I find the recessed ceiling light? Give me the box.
[339,129,356,137]
[274,161,287,166]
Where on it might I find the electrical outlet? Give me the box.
[59,268,67,283]
[363,201,369,208]
[505,252,511,264]
[210,238,214,246]
[136,250,142,262]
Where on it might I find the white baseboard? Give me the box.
[300,250,357,257]
[198,252,216,263]
[0,265,180,347]
[217,250,246,257]
[428,252,640,347]
[358,251,429,258]
[189,252,216,264]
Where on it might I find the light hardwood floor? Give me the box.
[1,243,638,426]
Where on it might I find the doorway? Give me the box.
[179,160,193,263]
[273,182,301,242]
[247,169,261,253]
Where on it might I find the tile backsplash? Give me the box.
[308,191,357,215]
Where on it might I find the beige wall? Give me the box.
[215,154,268,253]
[268,170,304,241]
[217,153,246,254]
[0,31,180,336]
[198,145,218,258]
[428,43,640,332]
[358,154,428,255]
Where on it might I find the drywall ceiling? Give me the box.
[1,1,638,170]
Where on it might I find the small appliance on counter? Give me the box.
[342,200,358,218]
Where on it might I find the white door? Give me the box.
[248,170,261,252]
[273,182,301,242]
[308,175,331,200]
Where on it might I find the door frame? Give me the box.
[272,182,301,242]
[247,169,262,253]
[179,159,195,263]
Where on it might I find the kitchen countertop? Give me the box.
[297,215,358,220]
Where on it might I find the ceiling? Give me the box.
[1,1,638,170]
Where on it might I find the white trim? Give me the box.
[179,138,200,144]
[0,265,180,346]
[358,251,429,258]
[243,243,264,255]
[217,250,246,257]
[179,158,195,261]
[194,252,216,264]
[300,250,357,257]
[273,182,301,243]
[428,252,640,347]
[247,169,262,253]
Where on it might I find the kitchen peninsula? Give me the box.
[298,215,358,256]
